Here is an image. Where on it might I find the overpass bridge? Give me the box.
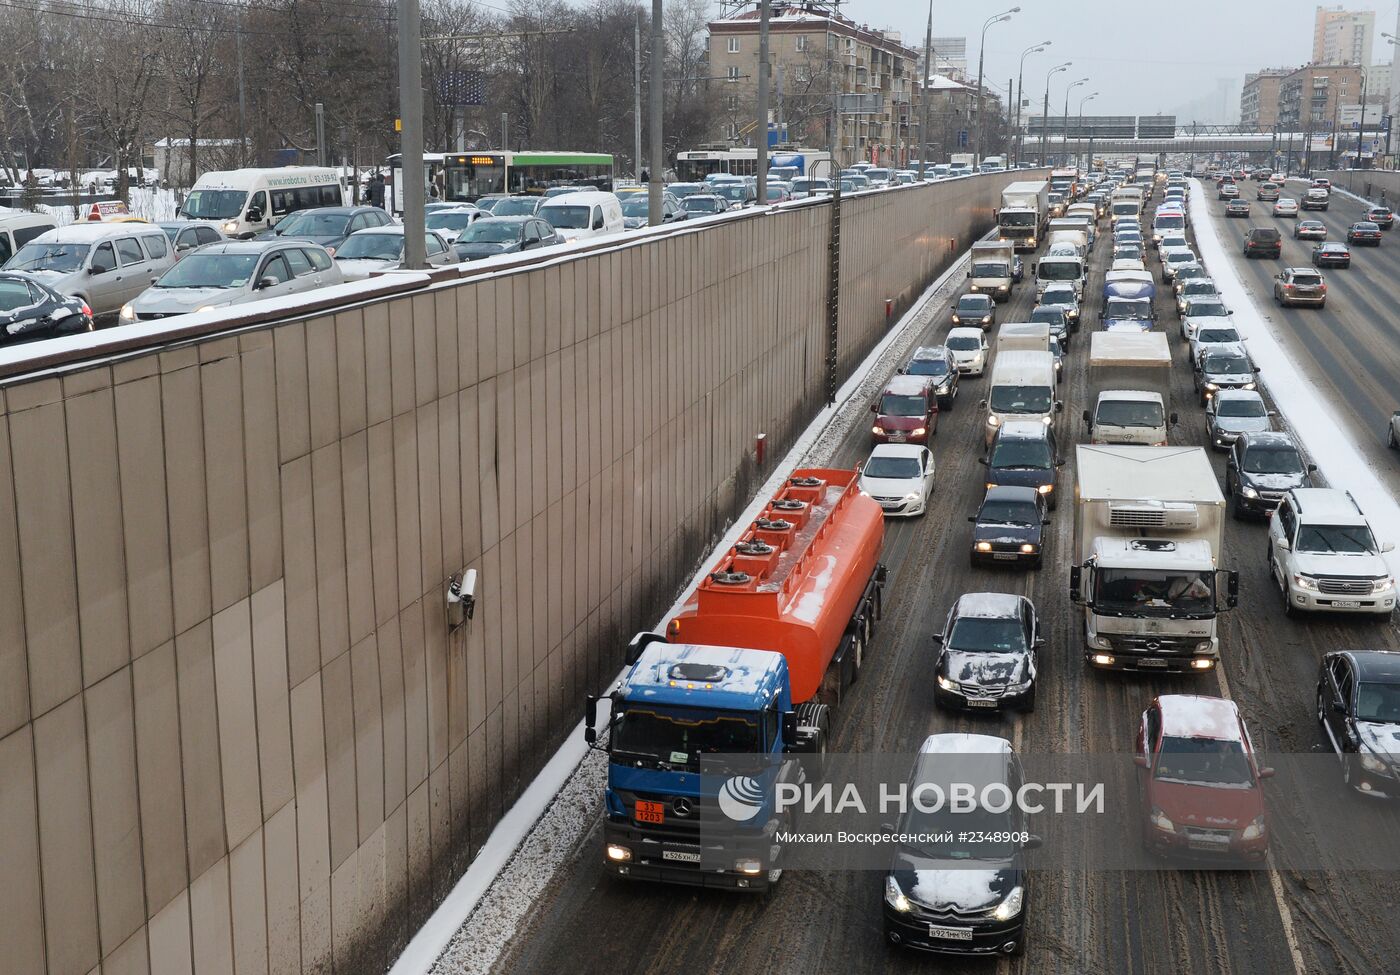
[1032,131,1313,154]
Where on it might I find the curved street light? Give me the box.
[1062,77,1088,167]
[1078,92,1099,169]
[1013,41,1051,166]
[1039,61,1072,166]
[973,7,1019,164]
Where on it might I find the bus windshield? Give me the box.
[181,189,247,220]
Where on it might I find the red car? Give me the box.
[1135,695,1273,861]
[870,374,939,444]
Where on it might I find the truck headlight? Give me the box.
[981,315,992,324]
[885,876,912,912]
[1243,382,1256,391]
[1205,382,1219,392]
[1292,574,1319,592]
[970,283,981,292]
[1241,486,1258,499]
[987,414,1001,428]
[606,844,632,862]
[937,675,959,692]
[1374,577,1396,594]
[1195,640,1214,653]
[223,221,239,234]
[991,886,1025,921]
[951,314,961,323]
[119,303,136,323]
[1042,415,1053,425]
[1149,807,1176,833]
[1240,816,1267,841]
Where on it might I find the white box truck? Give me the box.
[1070,445,1239,674]
[968,240,1017,302]
[995,322,1051,356]
[1083,332,1178,446]
[998,180,1049,251]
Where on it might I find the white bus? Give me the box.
[675,147,834,182]
[177,167,349,238]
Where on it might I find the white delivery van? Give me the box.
[0,211,59,266]
[537,191,625,242]
[177,167,348,238]
[981,349,1060,446]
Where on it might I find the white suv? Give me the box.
[1267,489,1396,616]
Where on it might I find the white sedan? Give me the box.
[945,326,990,375]
[858,444,935,517]
[1273,198,1300,218]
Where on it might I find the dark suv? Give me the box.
[1225,431,1317,519]
[1316,651,1400,796]
[1242,226,1281,258]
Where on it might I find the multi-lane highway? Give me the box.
[479,181,1400,975]
[1214,180,1400,495]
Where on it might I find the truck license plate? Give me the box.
[635,800,665,825]
[661,849,700,863]
[1137,658,1168,668]
[1331,600,1361,608]
[928,925,974,941]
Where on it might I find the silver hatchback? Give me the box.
[121,239,342,322]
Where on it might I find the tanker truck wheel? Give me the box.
[795,702,831,781]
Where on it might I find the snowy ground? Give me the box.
[37,186,180,225]
[399,237,984,975]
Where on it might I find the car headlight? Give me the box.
[1020,543,1037,553]
[1374,577,1396,594]
[903,491,922,502]
[911,427,927,437]
[1292,574,1319,592]
[975,541,992,552]
[991,885,1025,922]
[936,675,959,693]
[970,283,981,291]
[872,425,885,435]
[1205,382,1219,391]
[119,303,135,322]
[1240,815,1266,841]
[885,876,912,912]
[1359,751,1388,774]
[1241,486,1258,499]
[1006,679,1033,694]
[1042,415,1053,425]
[951,314,961,323]
[987,414,1001,428]
[1149,807,1176,833]
[981,315,992,324]
[1038,484,1054,494]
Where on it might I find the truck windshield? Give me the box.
[990,439,1051,469]
[879,393,927,416]
[1094,569,1215,617]
[181,189,248,220]
[1096,400,1164,428]
[1038,262,1081,281]
[611,706,760,765]
[1105,298,1151,319]
[1154,737,1254,788]
[972,262,1009,277]
[989,385,1052,414]
[1000,211,1036,227]
[1294,525,1377,555]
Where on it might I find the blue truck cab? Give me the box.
[1100,272,1157,332]
[584,635,825,891]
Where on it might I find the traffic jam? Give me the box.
[578,164,1400,959]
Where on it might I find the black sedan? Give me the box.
[1317,650,1400,796]
[933,592,1041,712]
[1346,221,1383,246]
[1293,219,1328,240]
[1224,199,1252,218]
[453,216,561,261]
[0,272,93,344]
[1312,241,1351,268]
[968,485,1048,568]
[1367,205,1394,229]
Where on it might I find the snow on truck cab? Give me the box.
[178,167,348,239]
[583,468,886,891]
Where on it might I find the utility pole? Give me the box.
[1354,68,1367,174]
[917,0,932,179]
[315,103,326,166]
[634,8,643,182]
[500,113,509,151]
[398,0,426,268]
[647,0,663,225]
[757,0,770,205]
[235,9,248,167]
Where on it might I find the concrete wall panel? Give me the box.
[0,172,1032,974]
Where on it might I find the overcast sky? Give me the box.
[838,0,1399,120]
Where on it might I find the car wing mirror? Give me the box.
[1169,412,1180,426]
[1306,462,1317,472]
[1042,519,1051,526]
[977,457,987,466]
[256,275,278,290]
[967,515,978,523]
[931,631,944,644]
[1383,541,1396,554]
[1133,754,1148,768]
[1331,701,1346,715]
[1259,766,1276,779]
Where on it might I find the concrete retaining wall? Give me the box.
[1317,169,1400,203]
[0,170,1040,975]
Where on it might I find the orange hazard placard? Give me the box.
[634,800,665,825]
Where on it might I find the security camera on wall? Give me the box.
[447,568,477,628]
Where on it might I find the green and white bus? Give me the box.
[386,150,614,212]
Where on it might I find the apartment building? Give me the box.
[1240,68,1291,129]
[1277,63,1365,131]
[1313,5,1375,68]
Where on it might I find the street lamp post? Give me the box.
[1039,62,1071,166]
[973,7,1019,166]
[1062,77,1088,168]
[918,0,934,179]
[1078,91,1098,169]
[1353,67,1367,183]
[1014,41,1050,168]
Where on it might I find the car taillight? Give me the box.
[81,303,92,317]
